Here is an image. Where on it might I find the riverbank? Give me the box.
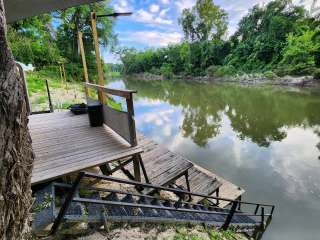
[126,72,320,88]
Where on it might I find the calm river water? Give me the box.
[108,78,320,240]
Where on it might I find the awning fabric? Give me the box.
[4,0,102,23]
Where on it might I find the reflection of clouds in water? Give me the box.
[135,99,182,145]
[135,98,164,107]
[137,109,174,126]
[269,127,320,203]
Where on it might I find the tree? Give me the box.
[7,15,61,67]
[0,0,35,238]
[178,0,228,42]
[279,27,320,75]
[55,2,117,68]
[227,0,306,71]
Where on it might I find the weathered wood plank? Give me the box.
[29,112,142,185]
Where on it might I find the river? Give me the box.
[108,78,320,240]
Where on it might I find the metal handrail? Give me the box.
[82,171,275,209]
[53,182,256,216]
[50,171,274,235]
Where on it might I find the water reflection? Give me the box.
[108,78,320,240]
[125,79,320,148]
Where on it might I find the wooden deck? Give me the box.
[29,112,142,185]
[29,111,244,206]
[127,133,244,206]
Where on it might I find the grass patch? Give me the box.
[26,66,124,112]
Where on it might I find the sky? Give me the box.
[104,0,315,63]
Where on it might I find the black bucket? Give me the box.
[87,102,103,127]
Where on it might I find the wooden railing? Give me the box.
[84,82,138,146]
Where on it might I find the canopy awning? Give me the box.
[4,0,103,23]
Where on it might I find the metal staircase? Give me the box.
[32,171,274,238]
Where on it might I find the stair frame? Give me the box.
[40,171,274,236]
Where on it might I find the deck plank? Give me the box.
[30,111,142,185]
[30,111,245,206]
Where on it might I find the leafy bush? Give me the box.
[215,65,237,77]
[206,65,219,77]
[160,63,174,79]
[263,70,277,79]
[313,69,320,80]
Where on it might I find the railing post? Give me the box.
[50,172,84,234]
[45,79,54,113]
[126,92,137,146]
[221,201,238,230]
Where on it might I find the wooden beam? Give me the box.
[91,12,105,103]
[78,31,89,97]
[85,82,137,99]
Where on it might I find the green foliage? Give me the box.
[120,41,231,76]
[215,65,236,77]
[160,63,174,79]
[263,70,277,79]
[206,65,236,77]
[8,15,62,67]
[313,69,320,79]
[121,0,318,78]
[55,1,116,68]
[8,0,116,83]
[279,27,320,75]
[226,0,307,72]
[179,0,228,42]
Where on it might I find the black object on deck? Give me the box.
[69,103,87,115]
[87,102,103,127]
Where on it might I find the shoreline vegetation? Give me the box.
[126,72,320,88]
[120,1,320,86]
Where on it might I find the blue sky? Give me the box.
[105,0,314,63]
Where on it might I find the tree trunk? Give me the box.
[0,1,35,239]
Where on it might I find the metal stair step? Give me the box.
[120,194,143,217]
[150,199,174,219]
[103,192,127,216]
[138,196,159,217]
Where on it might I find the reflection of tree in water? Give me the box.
[181,107,221,147]
[125,79,320,148]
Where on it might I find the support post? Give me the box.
[184,171,192,201]
[50,172,84,234]
[137,154,150,183]
[133,154,141,182]
[260,207,265,230]
[237,195,241,210]
[216,188,220,206]
[91,12,105,103]
[78,31,89,97]
[221,201,238,231]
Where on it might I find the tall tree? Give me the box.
[55,1,117,67]
[179,0,228,42]
[0,0,34,239]
[227,0,306,71]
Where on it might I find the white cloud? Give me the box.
[113,0,132,12]
[135,9,173,25]
[159,8,170,17]
[120,30,182,47]
[160,0,170,4]
[150,4,160,13]
[175,0,195,12]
